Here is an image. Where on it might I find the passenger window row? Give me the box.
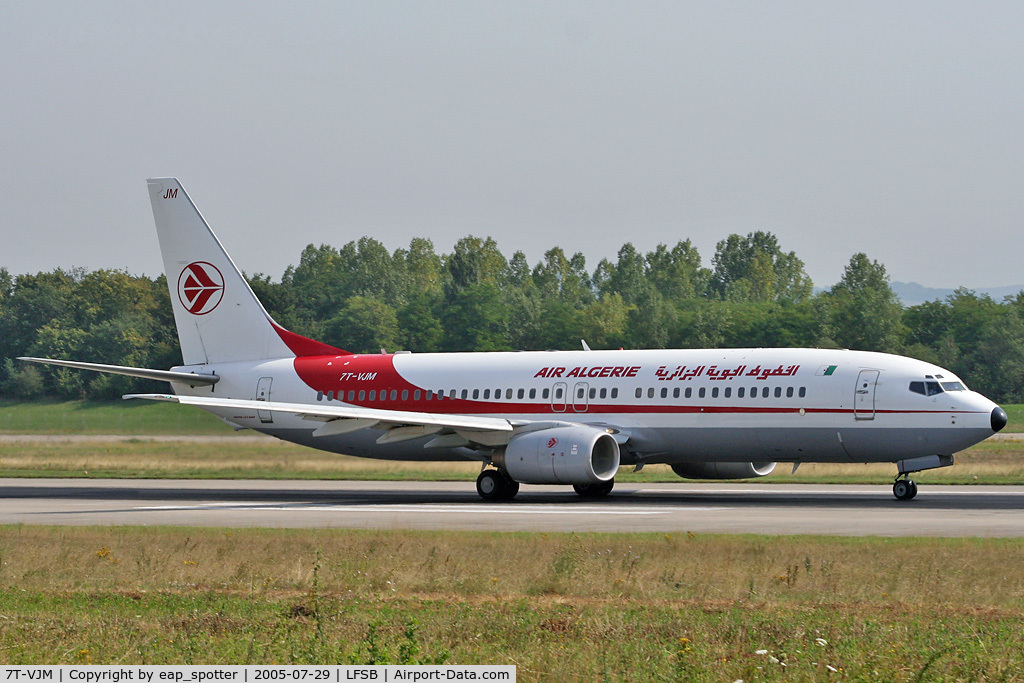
[316,385,804,403]
[635,386,807,400]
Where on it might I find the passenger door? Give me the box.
[854,370,878,420]
[256,377,273,423]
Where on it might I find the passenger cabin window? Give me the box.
[685,388,692,399]
[412,390,419,401]
[358,390,366,401]
[786,387,794,398]
[761,387,769,398]
[661,388,668,399]
[369,390,376,400]
[530,388,537,399]
[317,391,324,401]
[648,388,655,399]
[774,387,782,398]
[461,389,468,399]
[390,390,398,401]
[711,387,719,398]
[635,388,642,399]
[611,388,618,399]
[738,387,745,398]
[506,389,513,399]
[543,388,550,399]
[518,388,525,399]
[401,390,408,401]
[589,388,596,399]
[799,387,806,398]
[698,387,706,399]
[673,388,680,399]
[348,390,355,401]
[724,387,731,398]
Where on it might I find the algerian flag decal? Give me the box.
[816,365,838,376]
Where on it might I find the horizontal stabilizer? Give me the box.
[18,357,219,386]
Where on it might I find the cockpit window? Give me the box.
[911,381,944,395]
[941,381,966,391]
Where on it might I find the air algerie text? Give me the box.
[534,366,640,379]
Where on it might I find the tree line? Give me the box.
[2,231,1023,403]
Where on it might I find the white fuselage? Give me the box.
[170,347,998,465]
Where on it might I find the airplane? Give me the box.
[20,178,1008,502]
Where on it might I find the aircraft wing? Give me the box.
[124,393,522,446]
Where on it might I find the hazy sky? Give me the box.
[2,2,1021,289]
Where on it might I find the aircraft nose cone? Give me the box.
[992,406,1008,433]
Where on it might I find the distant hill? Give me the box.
[891,282,1024,307]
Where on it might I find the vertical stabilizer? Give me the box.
[147,178,345,365]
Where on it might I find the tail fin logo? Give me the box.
[177,262,225,315]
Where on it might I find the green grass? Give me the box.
[1,526,1023,679]
[1004,403,1024,432]
[0,438,1022,484]
[0,398,239,435]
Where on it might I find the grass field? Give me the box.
[0,525,1022,679]
[1,437,1023,485]
[0,399,239,435]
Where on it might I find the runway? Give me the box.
[1,478,1023,536]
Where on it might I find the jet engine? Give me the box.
[670,461,777,480]
[495,426,620,485]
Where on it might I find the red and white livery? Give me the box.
[22,178,1008,501]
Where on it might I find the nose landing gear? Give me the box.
[891,454,953,501]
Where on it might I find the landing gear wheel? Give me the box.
[893,478,918,501]
[498,472,520,500]
[573,479,615,499]
[476,470,502,500]
[476,470,519,501]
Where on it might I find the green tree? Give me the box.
[324,296,401,354]
[827,253,905,353]
[644,241,709,301]
[442,283,510,352]
[710,231,812,303]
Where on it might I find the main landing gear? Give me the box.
[476,469,519,501]
[892,475,918,501]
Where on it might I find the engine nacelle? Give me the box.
[670,461,777,480]
[496,426,620,485]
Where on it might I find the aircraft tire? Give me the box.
[573,479,615,499]
[893,479,917,501]
[498,473,520,501]
[476,470,503,500]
